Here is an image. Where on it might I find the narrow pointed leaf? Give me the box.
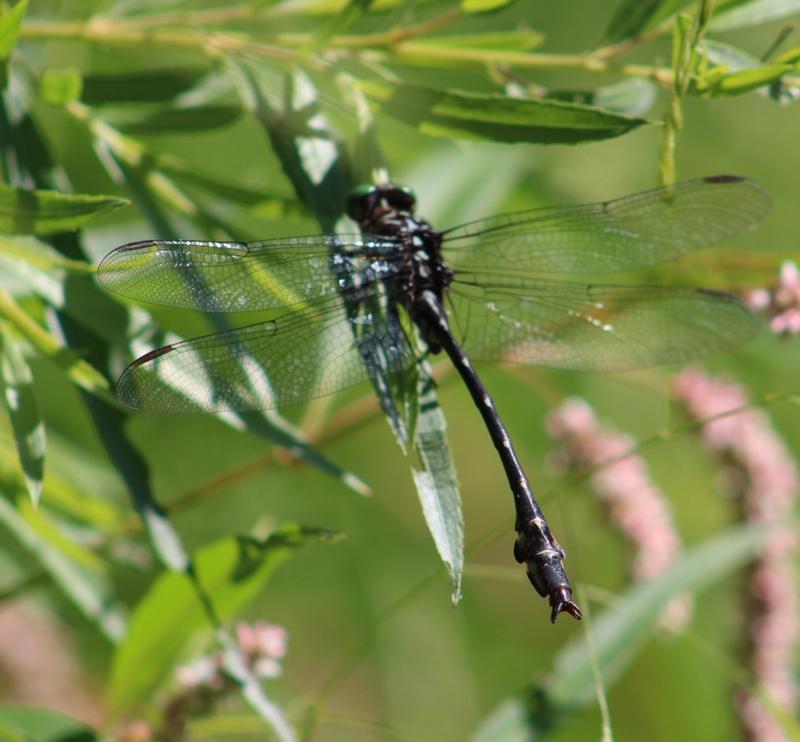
[0,183,128,235]
[0,326,45,505]
[412,367,464,601]
[366,82,648,144]
[0,0,28,60]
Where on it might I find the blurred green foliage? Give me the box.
[0,0,798,740]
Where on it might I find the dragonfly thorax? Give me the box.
[346,183,454,352]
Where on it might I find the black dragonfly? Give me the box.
[98,175,769,622]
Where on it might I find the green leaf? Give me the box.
[711,0,800,31]
[0,287,112,402]
[697,40,797,96]
[461,0,515,12]
[107,525,333,719]
[0,0,28,60]
[0,496,127,642]
[391,30,545,68]
[0,183,128,236]
[39,68,83,106]
[309,0,375,48]
[81,68,211,104]
[0,705,97,741]
[366,82,648,144]
[604,0,691,42]
[547,78,658,116]
[412,368,464,602]
[415,30,543,52]
[705,63,793,94]
[0,326,45,505]
[474,522,774,740]
[114,105,242,135]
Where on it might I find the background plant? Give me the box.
[0,0,798,740]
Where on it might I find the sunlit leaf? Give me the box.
[0,326,45,505]
[415,30,543,51]
[392,30,545,68]
[461,0,515,12]
[0,183,128,236]
[412,368,464,602]
[0,0,28,60]
[107,525,334,719]
[0,287,111,400]
[39,67,82,106]
[366,82,648,144]
[703,64,793,94]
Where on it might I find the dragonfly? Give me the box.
[98,174,769,622]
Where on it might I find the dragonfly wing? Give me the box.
[441,176,769,274]
[98,234,401,312]
[116,293,417,412]
[448,276,759,372]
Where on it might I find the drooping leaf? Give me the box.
[107,525,334,719]
[711,0,800,31]
[0,183,128,236]
[365,82,649,144]
[0,705,97,741]
[0,326,45,505]
[227,62,465,583]
[412,367,464,602]
[474,522,774,740]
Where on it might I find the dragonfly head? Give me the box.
[346,183,417,223]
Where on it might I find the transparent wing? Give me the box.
[116,292,417,412]
[448,275,759,371]
[97,234,402,312]
[441,176,769,274]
